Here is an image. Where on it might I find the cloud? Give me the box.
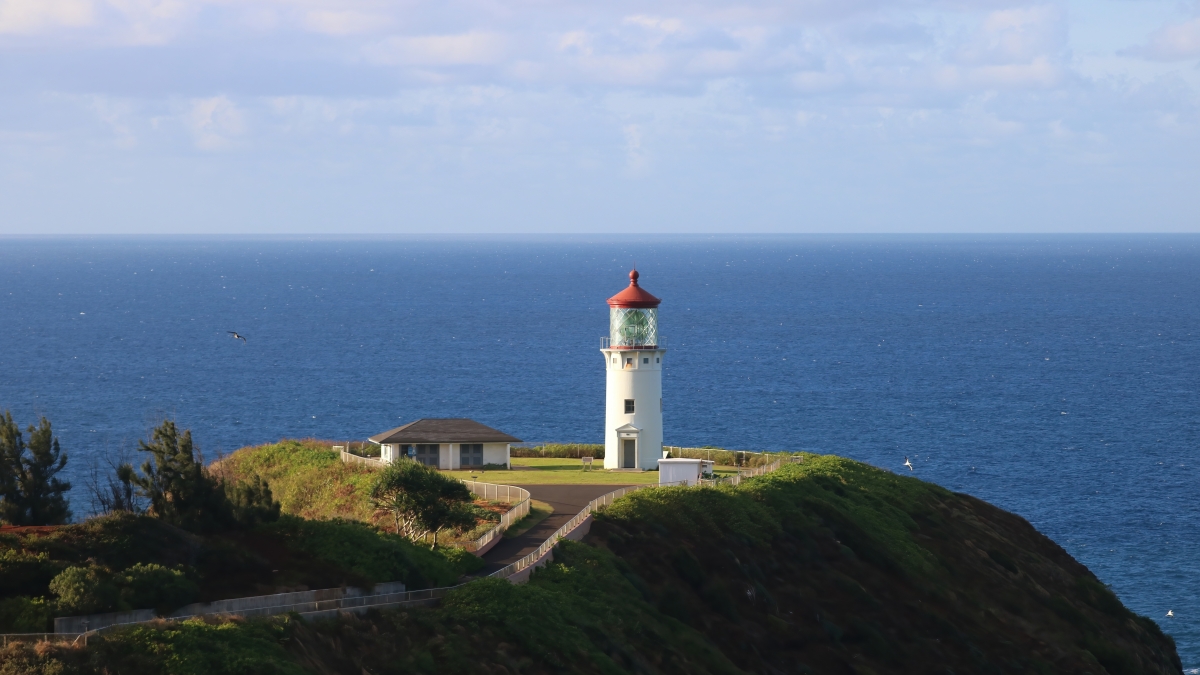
[362,31,508,66]
[301,9,389,36]
[1124,16,1200,61]
[186,95,244,150]
[0,0,94,34]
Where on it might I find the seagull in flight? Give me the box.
[903,456,913,471]
[227,331,247,343]
[1167,610,1174,618]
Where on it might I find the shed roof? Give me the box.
[369,418,522,444]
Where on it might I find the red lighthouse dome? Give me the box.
[607,270,661,309]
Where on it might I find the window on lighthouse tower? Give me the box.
[625,399,635,414]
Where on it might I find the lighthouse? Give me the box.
[602,270,664,470]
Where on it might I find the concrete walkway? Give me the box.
[476,484,633,574]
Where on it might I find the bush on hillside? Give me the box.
[49,566,121,615]
[117,563,198,614]
[261,516,479,588]
[212,440,378,523]
[0,596,52,633]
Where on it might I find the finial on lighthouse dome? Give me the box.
[608,269,661,308]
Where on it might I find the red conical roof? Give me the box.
[607,269,661,308]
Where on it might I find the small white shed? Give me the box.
[368,418,521,470]
[659,458,714,486]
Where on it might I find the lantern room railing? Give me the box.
[601,336,665,350]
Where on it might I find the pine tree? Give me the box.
[0,412,72,526]
[129,419,278,532]
[131,419,232,532]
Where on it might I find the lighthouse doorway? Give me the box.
[622,439,636,468]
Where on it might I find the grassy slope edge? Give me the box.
[3,454,1181,675]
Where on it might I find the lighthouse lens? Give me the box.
[610,308,658,347]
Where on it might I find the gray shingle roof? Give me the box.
[368,418,522,444]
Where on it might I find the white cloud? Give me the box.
[0,0,93,34]
[623,123,646,171]
[362,31,508,66]
[186,95,245,150]
[301,9,389,36]
[1126,16,1200,61]
[623,15,684,34]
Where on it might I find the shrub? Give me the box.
[0,548,63,600]
[259,516,466,588]
[118,563,199,614]
[0,596,52,632]
[49,566,120,615]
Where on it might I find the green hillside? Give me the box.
[2,454,1181,675]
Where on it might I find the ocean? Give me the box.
[1,235,1197,667]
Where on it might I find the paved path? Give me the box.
[476,484,633,574]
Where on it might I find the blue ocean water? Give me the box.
[1,235,1197,666]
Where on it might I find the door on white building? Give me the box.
[622,439,636,468]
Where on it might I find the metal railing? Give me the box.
[600,336,665,350]
[490,484,652,580]
[459,481,531,552]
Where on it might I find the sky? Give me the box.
[1,0,1198,234]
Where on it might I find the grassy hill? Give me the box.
[3,454,1181,675]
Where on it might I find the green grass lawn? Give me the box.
[445,457,660,485]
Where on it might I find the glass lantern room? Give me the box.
[610,307,658,348]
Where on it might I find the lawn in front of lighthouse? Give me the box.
[444,457,659,484]
[443,457,742,484]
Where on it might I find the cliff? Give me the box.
[2,455,1180,675]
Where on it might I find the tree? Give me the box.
[0,412,72,526]
[370,460,476,548]
[90,461,139,515]
[129,419,278,533]
[130,420,232,532]
[226,474,281,528]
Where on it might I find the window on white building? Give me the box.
[625,399,635,414]
[415,444,439,467]
[460,444,483,467]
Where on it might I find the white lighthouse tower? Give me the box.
[602,270,664,470]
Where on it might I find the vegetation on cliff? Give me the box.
[0,511,477,632]
[2,454,1182,675]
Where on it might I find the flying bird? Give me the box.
[227,331,247,343]
[1167,610,1174,618]
[903,457,913,471]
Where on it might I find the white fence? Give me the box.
[490,484,652,581]
[340,450,384,468]
[53,582,409,635]
[458,481,531,553]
